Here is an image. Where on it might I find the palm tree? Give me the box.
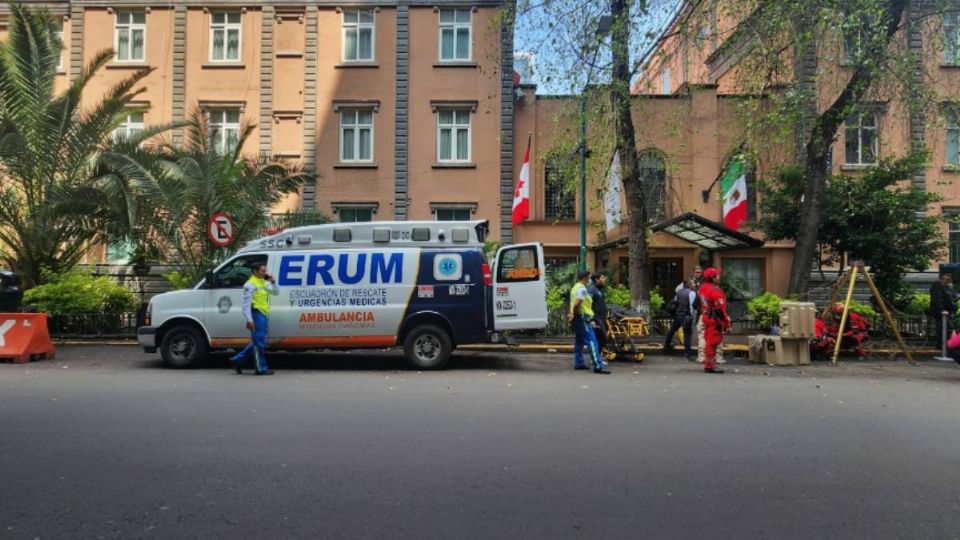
[0,5,165,287]
[137,109,313,284]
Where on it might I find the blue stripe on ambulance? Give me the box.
[401,249,488,344]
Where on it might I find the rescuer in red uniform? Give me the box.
[698,267,730,374]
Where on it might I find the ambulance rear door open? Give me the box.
[492,243,547,330]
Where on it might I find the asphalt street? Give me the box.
[2,345,960,539]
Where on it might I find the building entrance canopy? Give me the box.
[650,212,763,251]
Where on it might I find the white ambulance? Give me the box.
[138,221,547,369]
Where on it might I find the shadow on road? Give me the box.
[139,349,534,373]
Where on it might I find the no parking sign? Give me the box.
[207,211,236,247]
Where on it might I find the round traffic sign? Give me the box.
[207,211,236,247]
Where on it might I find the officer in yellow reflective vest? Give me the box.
[230,262,279,375]
[567,270,610,374]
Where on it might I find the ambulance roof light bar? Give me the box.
[240,220,490,252]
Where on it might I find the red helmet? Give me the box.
[703,267,720,280]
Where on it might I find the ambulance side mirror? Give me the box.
[204,270,217,288]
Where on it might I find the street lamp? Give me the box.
[579,15,613,272]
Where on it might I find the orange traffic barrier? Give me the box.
[0,313,56,364]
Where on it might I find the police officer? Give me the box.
[698,267,730,374]
[664,279,697,359]
[567,270,610,374]
[230,262,279,375]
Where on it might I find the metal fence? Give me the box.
[47,312,139,340]
[544,309,934,343]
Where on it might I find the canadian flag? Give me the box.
[512,136,532,227]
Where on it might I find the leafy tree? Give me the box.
[708,0,958,294]
[514,0,678,311]
[757,153,947,307]
[0,5,168,287]
[130,111,314,284]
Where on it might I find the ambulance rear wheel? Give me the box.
[404,325,452,370]
[160,324,208,368]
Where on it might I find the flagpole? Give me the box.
[578,93,587,272]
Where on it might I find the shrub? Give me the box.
[747,292,782,329]
[163,270,196,291]
[649,289,664,314]
[847,300,879,324]
[900,292,930,316]
[23,269,137,314]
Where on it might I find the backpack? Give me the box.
[665,297,679,317]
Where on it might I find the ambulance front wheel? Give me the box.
[160,324,208,368]
[403,325,452,370]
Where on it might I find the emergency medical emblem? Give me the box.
[433,254,462,281]
[217,296,232,313]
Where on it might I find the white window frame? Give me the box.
[436,108,472,163]
[844,111,878,165]
[113,110,145,142]
[208,108,241,154]
[438,9,472,62]
[339,108,375,163]
[209,11,242,63]
[342,9,376,63]
[114,10,146,63]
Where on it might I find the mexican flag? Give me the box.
[720,156,748,230]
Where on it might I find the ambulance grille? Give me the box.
[333,228,352,242]
[411,227,431,241]
[451,228,469,242]
[372,228,391,243]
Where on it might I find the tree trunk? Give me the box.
[787,0,909,296]
[611,0,649,310]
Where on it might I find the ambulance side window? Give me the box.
[497,246,540,283]
[212,255,268,288]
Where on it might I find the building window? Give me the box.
[435,207,472,221]
[638,151,667,222]
[843,14,874,62]
[115,11,146,62]
[336,207,374,223]
[844,112,877,165]
[948,109,960,166]
[544,257,576,272]
[343,9,375,62]
[54,19,64,70]
[439,9,471,61]
[339,109,374,162]
[106,239,135,265]
[722,258,764,299]
[544,163,574,221]
[950,220,960,263]
[944,12,959,65]
[437,109,471,162]
[210,12,241,62]
[661,68,671,95]
[208,108,241,154]
[113,111,144,142]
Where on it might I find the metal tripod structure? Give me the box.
[822,261,914,365]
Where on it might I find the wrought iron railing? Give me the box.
[46,312,139,339]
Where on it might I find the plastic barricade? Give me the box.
[0,313,56,364]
